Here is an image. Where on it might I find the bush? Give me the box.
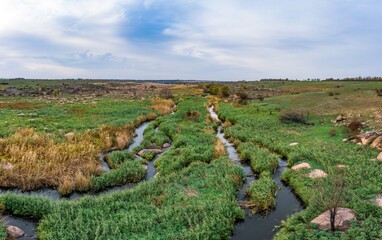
[329,128,336,137]
[159,88,173,99]
[279,110,306,124]
[184,110,200,120]
[376,89,382,96]
[346,118,363,137]
[237,92,249,105]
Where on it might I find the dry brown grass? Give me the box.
[0,102,41,110]
[0,123,140,194]
[66,108,87,114]
[214,137,226,158]
[0,98,177,194]
[149,97,175,115]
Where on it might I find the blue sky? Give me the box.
[0,0,381,80]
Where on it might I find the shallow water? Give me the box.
[1,215,37,240]
[208,106,303,240]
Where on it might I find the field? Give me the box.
[1,80,382,239]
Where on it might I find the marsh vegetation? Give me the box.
[0,79,381,239]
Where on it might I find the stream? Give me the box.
[208,106,303,240]
[0,121,169,239]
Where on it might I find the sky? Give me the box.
[0,0,381,80]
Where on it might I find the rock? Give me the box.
[336,164,348,169]
[358,131,380,145]
[308,169,328,179]
[7,225,24,238]
[333,114,347,123]
[311,208,356,231]
[291,162,311,171]
[64,132,75,142]
[1,163,14,170]
[377,152,382,161]
[289,142,299,147]
[374,195,382,207]
[162,143,171,148]
[342,138,349,142]
[138,149,163,156]
[371,136,382,150]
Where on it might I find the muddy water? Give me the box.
[208,106,303,240]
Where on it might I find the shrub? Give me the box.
[237,92,249,105]
[279,110,306,124]
[159,88,173,99]
[184,110,200,120]
[376,89,382,96]
[346,118,363,137]
[329,128,336,137]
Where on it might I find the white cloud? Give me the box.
[0,0,381,79]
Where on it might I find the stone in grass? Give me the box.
[289,142,299,147]
[336,164,348,169]
[1,163,13,170]
[311,208,356,231]
[138,149,163,156]
[371,136,382,150]
[162,143,171,148]
[64,132,75,141]
[377,152,382,162]
[374,195,382,207]
[308,169,328,179]
[7,225,24,238]
[291,162,311,171]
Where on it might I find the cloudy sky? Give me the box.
[0,1,381,80]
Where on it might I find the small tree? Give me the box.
[312,167,348,232]
[219,85,230,97]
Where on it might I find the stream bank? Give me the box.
[209,106,303,240]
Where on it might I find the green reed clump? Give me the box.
[238,142,278,174]
[247,171,277,213]
[105,150,136,169]
[141,123,171,149]
[0,194,55,218]
[91,161,146,191]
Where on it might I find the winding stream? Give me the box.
[209,106,303,240]
[0,120,168,239]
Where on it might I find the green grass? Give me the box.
[155,97,216,176]
[0,220,5,240]
[217,100,382,239]
[247,171,277,213]
[238,142,279,174]
[141,123,171,149]
[90,160,146,192]
[105,150,136,169]
[34,158,243,240]
[0,95,246,240]
[0,97,152,138]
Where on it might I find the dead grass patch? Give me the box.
[214,137,226,158]
[149,97,175,115]
[0,102,41,110]
[0,110,159,194]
